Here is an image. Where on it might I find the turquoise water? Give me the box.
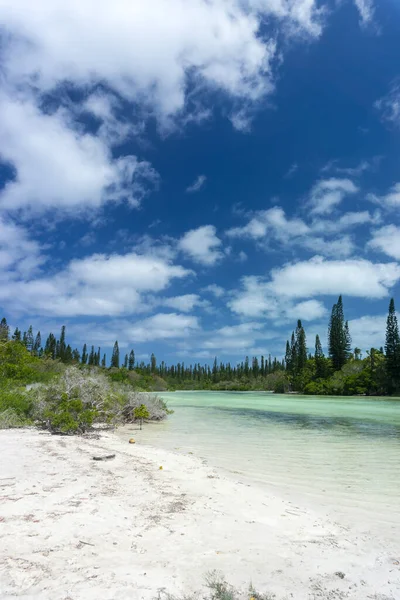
[122,392,400,535]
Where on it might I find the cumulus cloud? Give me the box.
[368,183,400,209]
[0,0,332,218]
[186,175,207,193]
[375,81,400,127]
[228,256,400,321]
[268,257,400,299]
[0,251,192,317]
[161,294,208,312]
[202,284,225,298]
[368,225,400,260]
[122,313,200,342]
[347,315,386,351]
[178,225,223,265]
[0,94,157,215]
[226,204,374,258]
[308,178,359,215]
[0,0,285,119]
[0,217,45,280]
[354,0,375,25]
[227,206,309,240]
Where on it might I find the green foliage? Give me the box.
[157,572,275,600]
[42,395,97,434]
[328,295,351,372]
[0,386,33,418]
[385,298,400,391]
[134,404,150,429]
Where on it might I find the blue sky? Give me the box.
[0,0,400,364]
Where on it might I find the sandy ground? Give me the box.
[0,429,399,600]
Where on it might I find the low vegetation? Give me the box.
[158,572,275,600]
[0,294,399,430]
[0,339,170,433]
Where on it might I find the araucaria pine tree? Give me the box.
[314,334,325,379]
[295,320,307,372]
[111,341,120,369]
[33,332,42,355]
[128,350,135,370]
[0,318,9,342]
[385,298,400,389]
[328,295,351,371]
[81,343,88,365]
[26,325,34,353]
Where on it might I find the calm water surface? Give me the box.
[123,392,400,535]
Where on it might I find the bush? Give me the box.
[0,408,29,429]
[30,367,170,434]
[157,572,275,600]
[0,386,33,418]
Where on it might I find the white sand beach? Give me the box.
[0,428,399,600]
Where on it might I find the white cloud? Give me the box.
[186,175,207,193]
[0,0,327,218]
[202,284,225,298]
[0,251,192,317]
[300,235,355,258]
[268,256,400,299]
[226,205,374,258]
[348,315,386,351]
[0,94,157,215]
[161,294,207,312]
[354,0,375,25]
[0,217,45,279]
[368,225,400,260]
[375,81,400,127]
[228,276,280,318]
[0,0,287,119]
[178,225,223,265]
[325,160,372,176]
[227,275,328,320]
[308,178,359,215]
[284,162,298,178]
[123,313,200,342]
[368,183,400,208]
[287,299,327,321]
[227,206,309,240]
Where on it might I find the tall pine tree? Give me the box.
[314,334,325,379]
[81,343,88,365]
[128,350,135,370]
[0,318,9,342]
[385,298,400,388]
[328,295,350,371]
[26,326,34,353]
[111,341,120,368]
[295,319,307,372]
[33,331,42,355]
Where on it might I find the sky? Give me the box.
[0,0,400,364]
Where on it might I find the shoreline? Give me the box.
[1,428,399,599]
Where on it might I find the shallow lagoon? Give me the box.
[123,391,400,537]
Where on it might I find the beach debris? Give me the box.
[334,571,345,579]
[129,438,135,444]
[79,540,95,547]
[92,454,115,461]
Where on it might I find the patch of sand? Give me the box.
[0,429,399,599]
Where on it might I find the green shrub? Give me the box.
[157,572,275,600]
[30,367,170,434]
[42,395,98,434]
[0,387,33,418]
[0,408,29,429]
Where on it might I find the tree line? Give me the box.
[0,294,399,394]
[284,295,400,395]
